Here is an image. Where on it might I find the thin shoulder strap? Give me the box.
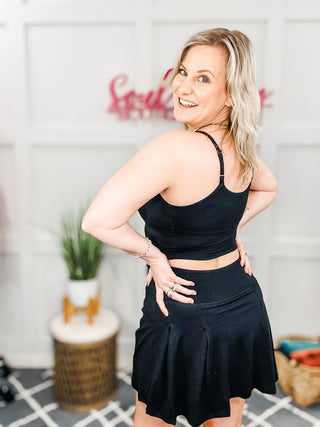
[196,130,224,184]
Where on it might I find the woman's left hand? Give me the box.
[143,245,196,317]
[146,267,153,287]
[236,230,252,276]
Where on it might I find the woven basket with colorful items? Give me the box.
[274,334,320,407]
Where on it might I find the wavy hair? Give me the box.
[171,28,260,183]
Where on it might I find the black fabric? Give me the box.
[138,130,251,261]
[131,259,279,426]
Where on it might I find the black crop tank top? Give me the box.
[138,130,252,260]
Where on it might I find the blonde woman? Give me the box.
[82,28,279,427]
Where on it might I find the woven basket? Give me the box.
[274,334,320,407]
[53,332,118,411]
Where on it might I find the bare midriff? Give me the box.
[168,248,240,270]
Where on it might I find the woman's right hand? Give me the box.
[236,229,252,276]
[144,247,196,317]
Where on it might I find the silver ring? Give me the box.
[166,288,174,298]
[171,283,178,292]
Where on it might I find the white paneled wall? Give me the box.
[0,0,319,369]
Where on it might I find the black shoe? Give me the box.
[0,356,11,378]
[0,383,15,402]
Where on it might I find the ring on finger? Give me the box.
[171,283,178,292]
[166,288,174,298]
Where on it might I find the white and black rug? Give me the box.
[0,369,320,427]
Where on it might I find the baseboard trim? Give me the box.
[5,353,133,372]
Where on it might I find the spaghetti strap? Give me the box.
[196,130,224,184]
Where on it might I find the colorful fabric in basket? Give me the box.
[278,339,320,367]
[290,348,320,367]
[279,340,320,358]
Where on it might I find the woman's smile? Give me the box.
[178,97,198,108]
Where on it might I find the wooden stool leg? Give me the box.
[92,292,100,314]
[64,296,71,323]
[87,299,94,324]
[63,293,100,324]
[96,290,100,314]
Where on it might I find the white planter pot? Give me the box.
[66,277,99,308]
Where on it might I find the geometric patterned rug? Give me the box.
[1,369,320,427]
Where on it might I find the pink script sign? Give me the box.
[107,69,273,121]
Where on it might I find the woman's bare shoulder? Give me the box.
[149,129,206,156]
[139,129,199,167]
[147,129,194,149]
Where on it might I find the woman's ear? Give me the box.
[225,95,234,108]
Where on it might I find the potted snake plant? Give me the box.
[54,206,105,307]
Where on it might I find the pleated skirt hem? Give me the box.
[133,383,277,426]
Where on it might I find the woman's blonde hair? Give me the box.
[171,28,260,183]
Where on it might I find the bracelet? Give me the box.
[135,238,152,259]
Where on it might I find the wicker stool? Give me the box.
[50,308,120,411]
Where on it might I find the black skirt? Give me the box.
[131,257,279,426]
